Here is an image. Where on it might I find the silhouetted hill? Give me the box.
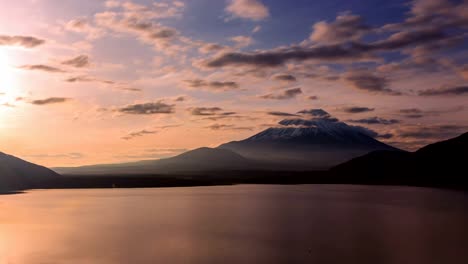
[0,152,60,191]
[415,132,468,163]
[54,147,259,175]
[8,132,468,191]
[331,132,468,187]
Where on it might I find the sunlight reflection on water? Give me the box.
[1,185,468,264]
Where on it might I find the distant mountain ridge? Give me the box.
[2,131,468,191]
[54,147,261,175]
[55,109,400,175]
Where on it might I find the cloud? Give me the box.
[384,0,468,31]
[198,42,229,54]
[260,88,302,100]
[410,0,454,19]
[373,0,468,71]
[154,124,182,129]
[267,111,299,117]
[189,107,223,116]
[120,87,142,92]
[1,102,15,108]
[371,28,448,51]
[62,55,90,68]
[348,117,400,125]
[200,112,248,121]
[105,0,120,8]
[279,118,333,127]
[202,43,373,68]
[118,102,175,115]
[295,109,340,123]
[203,14,463,70]
[226,0,270,21]
[297,109,330,117]
[345,70,401,95]
[174,96,186,102]
[205,123,253,131]
[205,124,232,130]
[272,74,297,82]
[418,86,468,96]
[64,75,115,84]
[395,124,468,142]
[104,0,185,19]
[184,79,239,92]
[399,108,423,114]
[30,97,71,105]
[94,3,184,52]
[399,106,465,118]
[25,153,84,159]
[278,117,380,137]
[310,12,370,44]
[276,110,394,140]
[122,130,157,140]
[252,25,262,33]
[0,35,45,48]
[65,76,95,82]
[65,18,103,40]
[200,32,446,69]
[399,108,425,118]
[342,107,375,113]
[219,112,237,116]
[20,64,66,73]
[230,35,254,48]
[400,112,424,119]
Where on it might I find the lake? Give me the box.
[1,185,468,264]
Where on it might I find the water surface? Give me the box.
[1,185,468,263]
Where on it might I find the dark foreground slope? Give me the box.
[330,132,468,188]
[0,152,60,191]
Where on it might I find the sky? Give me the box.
[0,0,467,167]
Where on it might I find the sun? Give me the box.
[0,49,18,103]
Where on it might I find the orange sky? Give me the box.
[0,0,467,167]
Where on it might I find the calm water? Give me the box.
[1,185,468,264]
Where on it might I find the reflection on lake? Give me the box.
[1,184,468,263]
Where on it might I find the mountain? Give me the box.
[219,112,400,169]
[330,132,468,186]
[0,152,61,191]
[54,147,259,175]
[414,131,468,165]
[56,110,400,175]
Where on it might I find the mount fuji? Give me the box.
[219,109,400,169]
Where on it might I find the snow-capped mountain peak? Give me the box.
[247,110,380,145]
[219,109,399,169]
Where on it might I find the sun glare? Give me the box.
[0,49,18,103]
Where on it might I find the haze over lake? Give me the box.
[1,185,468,264]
